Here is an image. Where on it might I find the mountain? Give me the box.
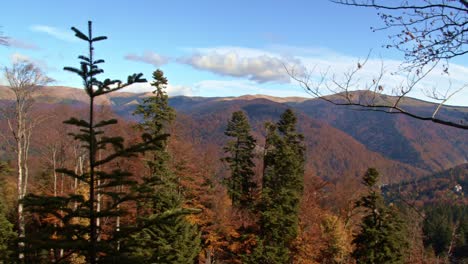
[166,97,427,183]
[289,98,467,171]
[0,85,466,183]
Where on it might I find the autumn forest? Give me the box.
[1,3,468,264]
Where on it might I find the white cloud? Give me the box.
[5,38,39,50]
[9,52,54,72]
[175,45,468,105]
[120,82,195,96]
[193,79,307,97]
[124,51,169,66]
[30,25,75,42]
[179,48,304,83]
[10,52,31,63]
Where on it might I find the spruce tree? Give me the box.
[121,69,201,263]
[249,109,305,264]
[22,21,156,263]
[222,110,257,208]
[352,168,407,264]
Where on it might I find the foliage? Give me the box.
[248,109,305,263]
[22,21,153,263]
[222,110,257,208]
[352,168,408,264]
[121,69,201,263]
[317,214,352,264]
[423,204,468,262]
[0,162,15,263]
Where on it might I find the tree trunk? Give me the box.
[53,148,57,197]
[205,248,212,264]
[17,123,25,262]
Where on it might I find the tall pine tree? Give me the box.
[121,69,201,263]
[249,109,305,264]
[222,110,257,208]
[352,168,407,264]
[22,21,156,263]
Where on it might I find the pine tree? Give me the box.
[352,168,407,264]
[121,69,201,263]
[222,110,257,208]
[249,109,305,264]
[22,21,155,263]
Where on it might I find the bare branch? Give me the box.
[286,54,468,129]
[332,0,468,72]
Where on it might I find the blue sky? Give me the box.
[1,0,467,105]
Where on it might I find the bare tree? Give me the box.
[288,0,468,129]
[1,62,51,260]
[333,0,467,72]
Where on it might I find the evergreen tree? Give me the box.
[121,69,201,263]
[0,162,15,263]
[222,110,257,208]
[0,203,14,264]
[249,109,305,264]
[22,21,155,263]
[423,204,468,262]
[352,168,407,264]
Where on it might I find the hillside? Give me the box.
[384,163,467,205]
[1,85,466,182]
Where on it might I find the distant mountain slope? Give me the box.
[166,97,427,183]
[290,99,467,171]
[0,85,466,182]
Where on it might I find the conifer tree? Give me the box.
[22,21,156,263]
[249,109,305,264]
[222,110,257,208]
[352,168,407,264]
[121,69,201,263]
[0,162,15,263]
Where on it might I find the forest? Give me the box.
[0,7,467,264]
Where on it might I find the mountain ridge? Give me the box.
[0,85,466,182]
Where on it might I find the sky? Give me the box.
[1,0,467,106]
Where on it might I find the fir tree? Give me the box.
[352,168,407,264]
[121,69,201,263]
[249,109,305,264]
[222,110,257,208]
[22,21,155,263]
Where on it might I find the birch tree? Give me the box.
[1,62,51,261]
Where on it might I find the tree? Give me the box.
[22,21,152,263]
[288,0,468,129]
[249,109,305,263]
[0,162,15,263]
[333,0,467,71]
[222,111,257,208]
[423,204,468,262]
[352,168,407,264]
[317,214,352,264]
[1,62,51,261]
[121,69,201,263]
